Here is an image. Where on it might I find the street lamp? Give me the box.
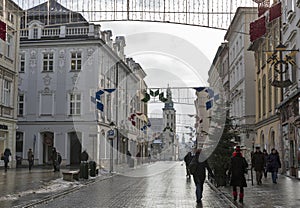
[108,121,115,173]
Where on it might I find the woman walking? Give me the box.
[229,146,248,203]
[267,148,281,184]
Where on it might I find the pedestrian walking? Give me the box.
[126,150,132,164]
[184,151,193,178]
[51,147,59,172]
[263,149,268,178]
[267,148,281,184]
[229,146,248,203]
[251,146,265,185]
[189,149,214,204]
[56,152,62,171]
[80,150,89,162]
[136,152,141,165]
[3,148,11,172]
[27,148,34,171]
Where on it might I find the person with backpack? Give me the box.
[189,149,214,204]
[229,146,248,203]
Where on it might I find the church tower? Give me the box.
[162,87,176,133]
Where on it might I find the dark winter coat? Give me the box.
[267,153,281,173]
[252,151,265,171]
[184,152,193,165]
[3,148,11,163]
[190,156,213,184]
[80,151,89,161]
[229,152,248,187]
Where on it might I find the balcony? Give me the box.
[20,24,99,39]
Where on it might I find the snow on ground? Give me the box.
[0,178,83,201]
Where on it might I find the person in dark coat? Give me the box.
[229,146,248,203]
[263,149,268,178]
[51,147,59,172]
[126,150,132,164]
[184,152,193,178]
[190,149,214,204]
[251,146,265,185]
[3,148,11,172]
[27,148,34,171]
[267,148,281,184]
[81,150,89,162]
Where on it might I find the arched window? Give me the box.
[258,79,261,118]
[262,75,266,115]
[268,69,272,112]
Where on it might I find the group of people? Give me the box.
[252,146,281,184]
[1,147,63,172]
[184,145,282,205]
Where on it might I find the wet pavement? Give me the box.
[217,172,300,208]
[33,162,234,208]
[1,162,300,207]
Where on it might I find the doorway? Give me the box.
[42,132,54,164]
[69,132,82,165]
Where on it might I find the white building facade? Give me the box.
[17,1,147,168]
[0,0,22,168]
[224,7,257,152]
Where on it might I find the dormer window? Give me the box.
[33,28,38,39]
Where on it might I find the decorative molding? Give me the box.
[43,74,52,86]
[71,73,79,85]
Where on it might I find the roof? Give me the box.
[24,0,87,26]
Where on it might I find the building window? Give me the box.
[3,80,11,106]
[18,95,24,116]
[71,52,82,71]
[268,69,272,112]
[7,12,14,23]
[20,53,25,72]
[33,28,38,39]
[258,79,261,118]
[0,2,3,17]
[6,34,12,58]
[262,75,266,115]
[43,53,54,72]
[69,93,81,115]
[40,93,53,116]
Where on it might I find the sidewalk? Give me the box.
[0,161,149,208]
[216,173,300,208]
[0,165,112,208]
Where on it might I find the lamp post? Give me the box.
[108,121,115,173]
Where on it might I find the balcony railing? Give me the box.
[20,25,96,39]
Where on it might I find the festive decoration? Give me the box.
[0,20,6,41]
[150,89,159,97]
[250,16,266,42]
[163,126,173,132]
[95,88,116,112]
[269,2,281,22]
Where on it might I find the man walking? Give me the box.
[189,149,214,204]
[251,146,265,185]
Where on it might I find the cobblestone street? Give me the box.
[33,162,234,208]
